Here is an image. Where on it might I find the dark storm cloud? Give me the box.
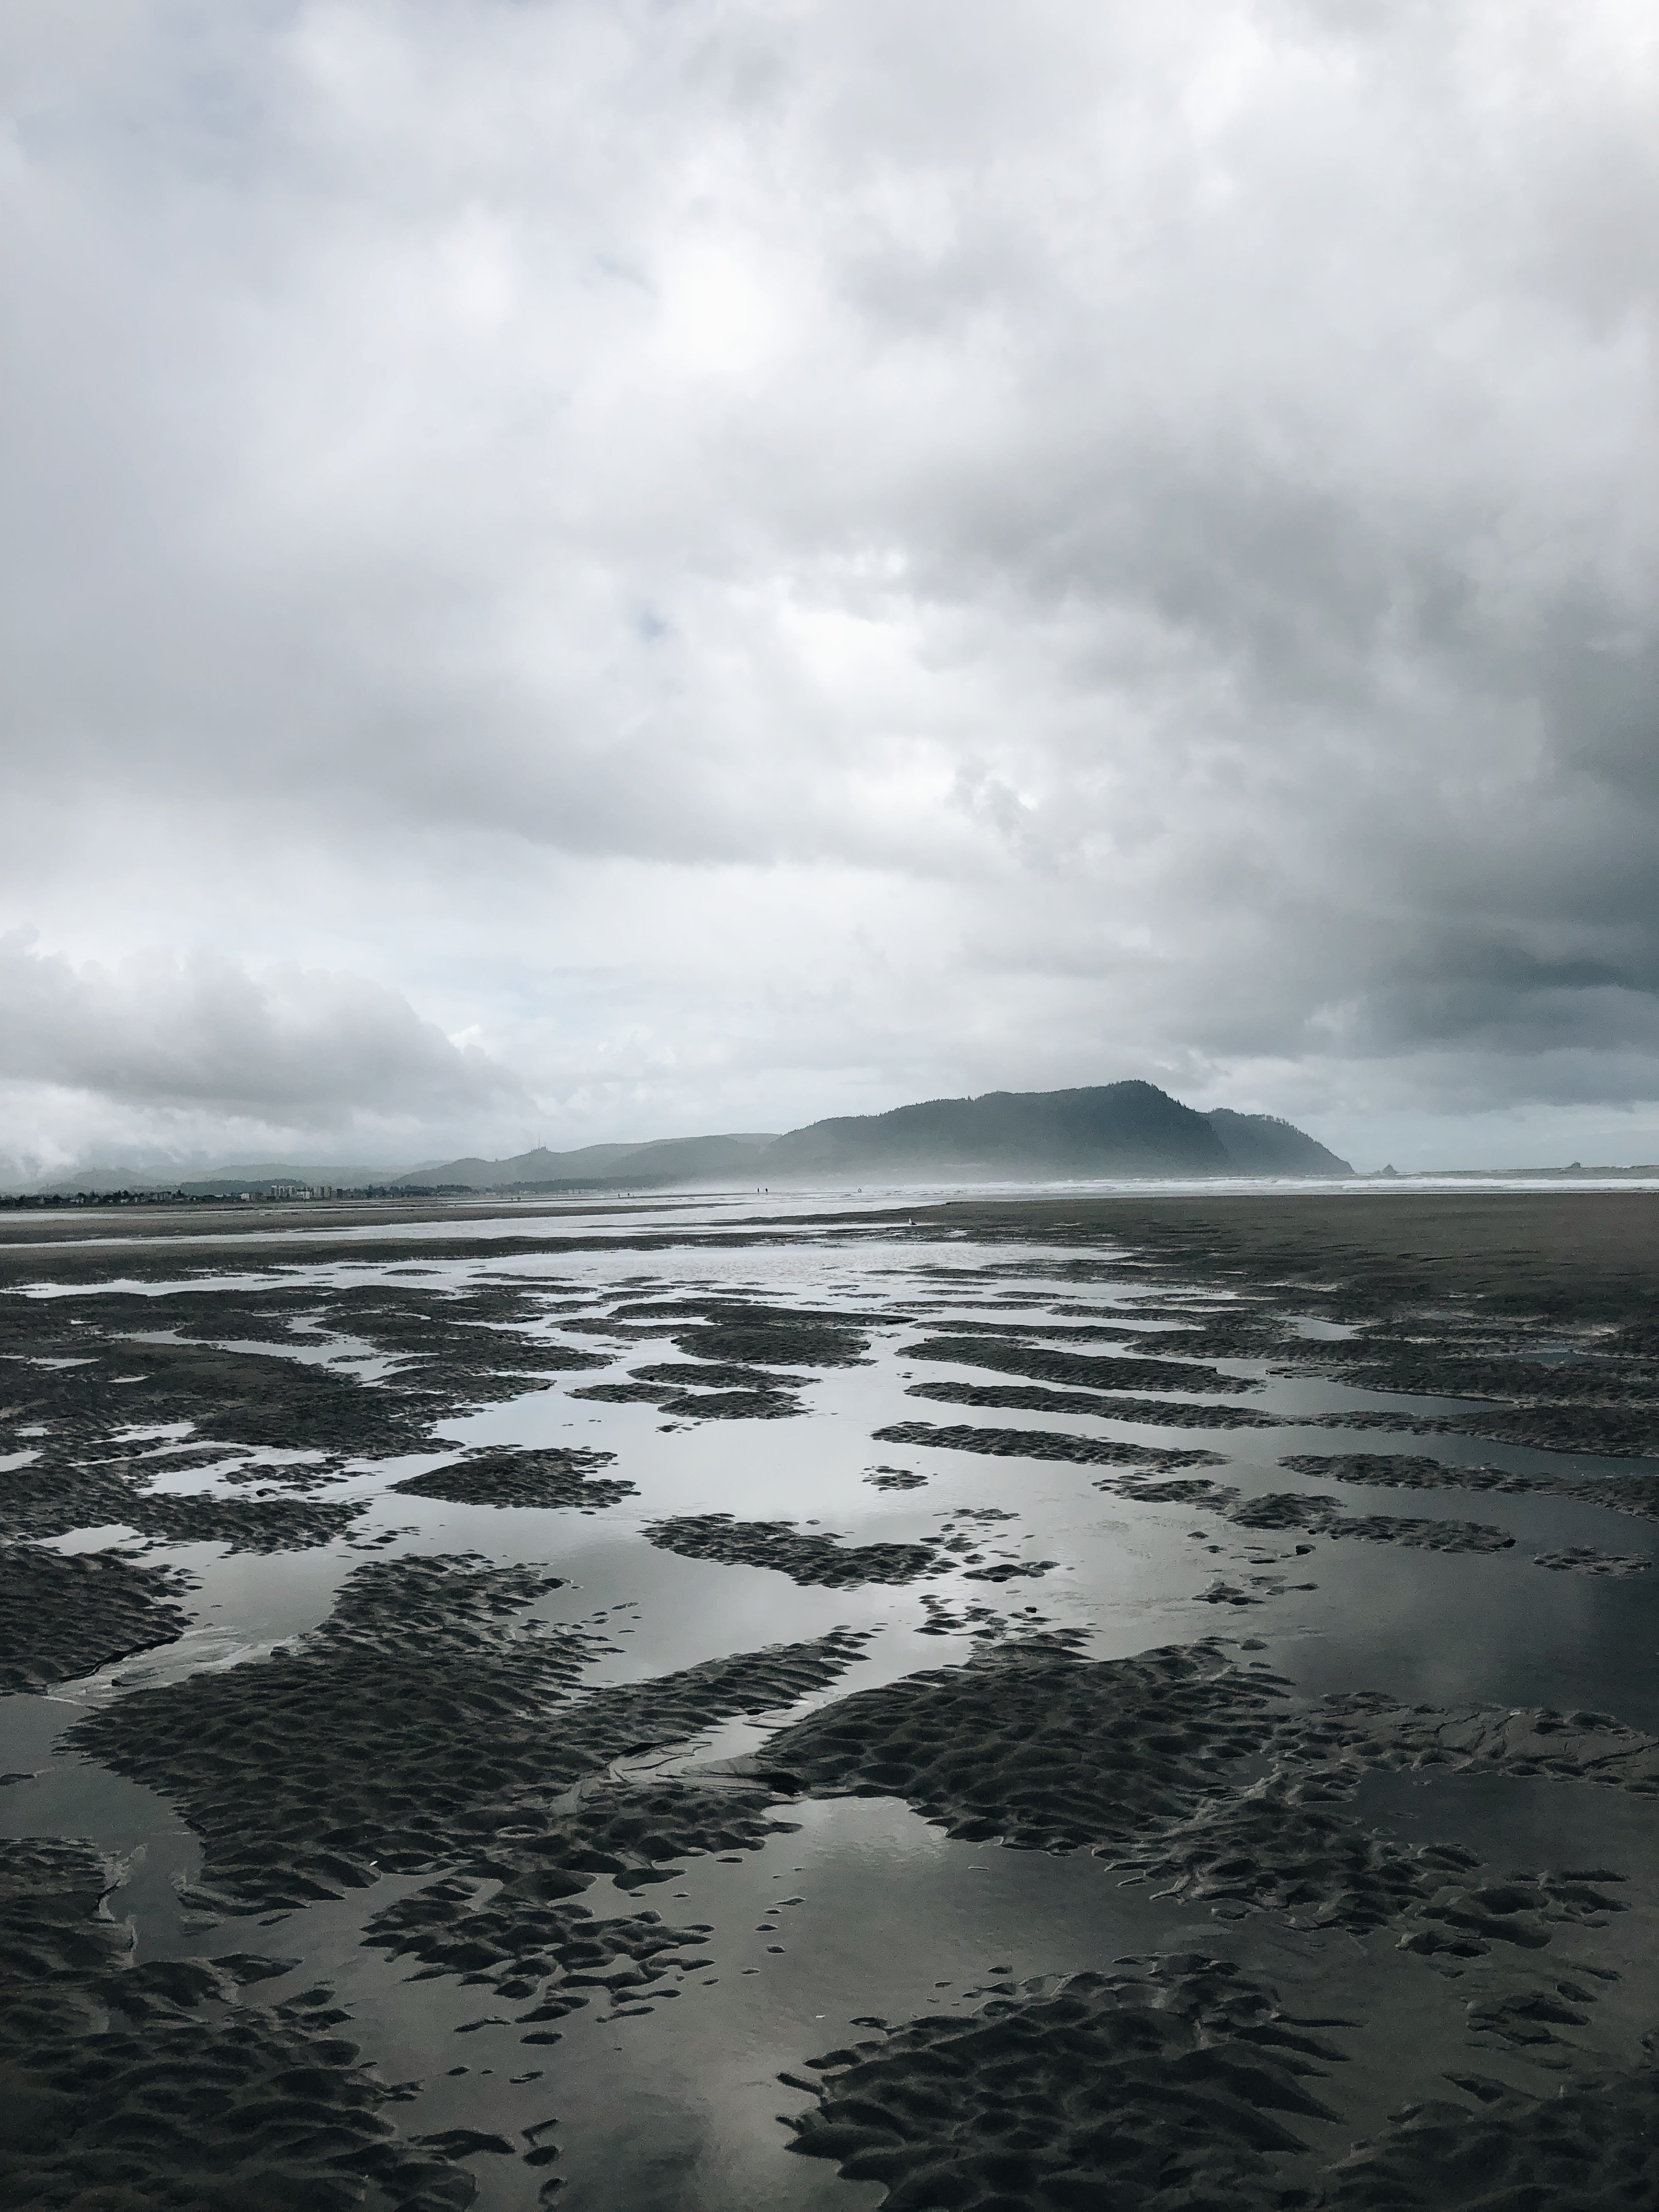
[1,0,1655,1164]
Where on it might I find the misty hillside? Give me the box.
[762,1081,1350,1179]
[5,1089,1350,1198]
[428,1094,1353,1185]
[763,1082,1220,1176]
[399,1132,778,1189]
[1204,1107,1352,1175]
[0,1160,433,1198]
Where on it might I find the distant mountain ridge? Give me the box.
[414,1083,1351,1187]
[2,1085,1351,1195]
[762,1083,1351,1180]
[1204,1107,1351,1175]
[0,1160,439,1198]
[399,1132,777,1189]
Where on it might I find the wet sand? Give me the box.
[4,1186,1659,2208]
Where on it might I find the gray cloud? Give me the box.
[2,1,1656,1167]
[0,932,526,1177]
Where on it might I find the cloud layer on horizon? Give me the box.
[0,932,525,1176]
[3,0,1656,1169]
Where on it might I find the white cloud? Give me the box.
[0,931,527,1176]
[2,0,1656,1169]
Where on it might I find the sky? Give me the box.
[3,0,1657,1178]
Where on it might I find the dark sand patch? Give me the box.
[1224,1490,1516,1553]
[916,1592,1052,1640]
[1459,1401,1659,1455]
[895,1194,1659,1457]
[913,1196,1659,1436]
[674,1322,868,1366]
[0,1837,473,2212]
[143,1283,579,1398]
[906,1378,1289,1426]
[569,1378,806,1419]
[1318,1371,1659,1460]
[0,1545,193,1691]
[1289,1402,1659,1455]
[1124,1321,1298,1362]
[889,1317,1138,1342]
[348,1651,883,2010]
[48,1285,328,1339]
[1280,1452,1659,1529]
[656,1386,806,1419]
[767,1622,1659,2211]
[275,1280,618,1409]
[72,1554,593,1909]
[1533,1547,1652,1576]
[2,1279,618,1478]
[629,1359,817,1391]
[914,1304,1290,1367]
[1096,1474,1228,1502]
[555,1317,677,1339]
[1316,2067,1659,2208]
[1116,1786,1496,1934]
[1111,1775,1627,1951]
[567,1379,684,1404]
[391,1446,636,1511]
[608,1294,878,1354]
[864,1465,928,1490]
[1267,1688,1659,1797]
[600,1300,873,1368]
[309,1279,608,1379]
[74,1554,868,1911]
[365,1875,724,2032]
[785,1940,1659,2210]
[3,1334,437,1457]
[645,1514,941,1587]
[586,1356,821,1419]
[1291,1408,1485,1435]
[1318,1345,1659,1409]
[211,1455,351,1492]
[915,1189,1659,1323]
[761,1630,1658,1945]
[901,1335,1257,1395]
[0,1449,365,1547]
[1279,1452,1553,1493]
[785,1953,1346,2207]
[0,1454,148,1539]
[760,1637,1279,1849]
[126,1489,368,1550]
[925,1517,1053,1585]
[1311,1514,1514,1554]
[1195,1573,1320,1607]
[873,1421,1227,1470]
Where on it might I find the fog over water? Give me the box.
[3,1,1657,1175]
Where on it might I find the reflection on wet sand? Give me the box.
[3,1187,1659,2208]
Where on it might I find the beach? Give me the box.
[4,1184,1658,2209]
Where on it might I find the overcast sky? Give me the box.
[3,1,1656,1177]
